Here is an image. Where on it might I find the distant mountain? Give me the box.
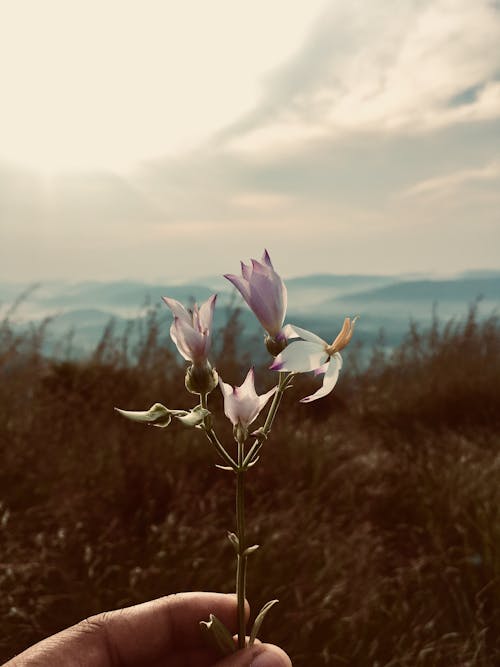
[331,277,500,304]
[38,281,214,310]
[2,272,499,362]
[286,273,395,289]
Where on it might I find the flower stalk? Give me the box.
[235,434,247,650]
[115,251,356,656]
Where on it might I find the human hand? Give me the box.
[4,592,292,667]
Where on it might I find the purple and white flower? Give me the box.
[219,368,277,432]
[224,250,287,343]
[270,317,358,403]
[162,294,216,365]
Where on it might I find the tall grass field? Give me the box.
[1,305,499,665]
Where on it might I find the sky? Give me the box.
[0,0,499,283]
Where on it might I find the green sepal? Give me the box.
[199,613,237,656]
[249,599,279,647]
[175,405,210,427]
[227,531,239,552]
[114,403,172,428]
[215,464,234,472]
[243,544,260,556]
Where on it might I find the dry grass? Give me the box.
[1,305,499,665]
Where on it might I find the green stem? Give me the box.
[200,393,237,469]
[243,372,292,467]
[236,438,247,650]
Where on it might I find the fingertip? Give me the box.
[215,642,291,667]
[250,644,292,667]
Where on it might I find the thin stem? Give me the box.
[243,372,292,467]
[236,438,247,649]
[200,393,237,469]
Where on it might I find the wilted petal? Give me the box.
[301,353,343,403]
[270,341,328,373]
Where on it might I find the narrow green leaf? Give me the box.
[199,613,237,656]
[227,531,239,552]
[249,599,279,647]
[243,544,260,556]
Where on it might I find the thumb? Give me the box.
[215,643,292,667]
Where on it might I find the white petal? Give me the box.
[284,324,326,346]
[174,317,206,363]
[239,367,257,399]
[270,341,328,373]
[218,378,234,399]
[198,294,217,332]
[301,353,342,403]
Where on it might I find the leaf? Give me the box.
[175,405,210,427]
[243,544,260,556]
[249,599,279,647]
[114,403,173,428]
[227,531,239,552]
[199,613,237,656]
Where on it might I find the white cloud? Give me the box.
[222,0,500,155]
[400,161,500,200]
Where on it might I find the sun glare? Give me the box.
[0,0,328,172]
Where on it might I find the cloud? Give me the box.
[217,0,500,155]
[400,160,500,200]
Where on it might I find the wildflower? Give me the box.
[219,368,277,441]
[270,317,358,402]
[162,294,216,366]
[163,294,218,394]
[114,403,209,428]
[224,250,287,353]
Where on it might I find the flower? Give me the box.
[162,294,216,365]
[224,250,287,343]
[219,368,277,437]
[270,317,358,403]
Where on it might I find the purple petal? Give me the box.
[261,249,273,269]
[174,317,206,363]
[162,297,191,324]
[224,273,251,303]
[240,261,252,280]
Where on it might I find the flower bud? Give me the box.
[265,333,287,357]
[233,422,248,444]
[185,361,219,395]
